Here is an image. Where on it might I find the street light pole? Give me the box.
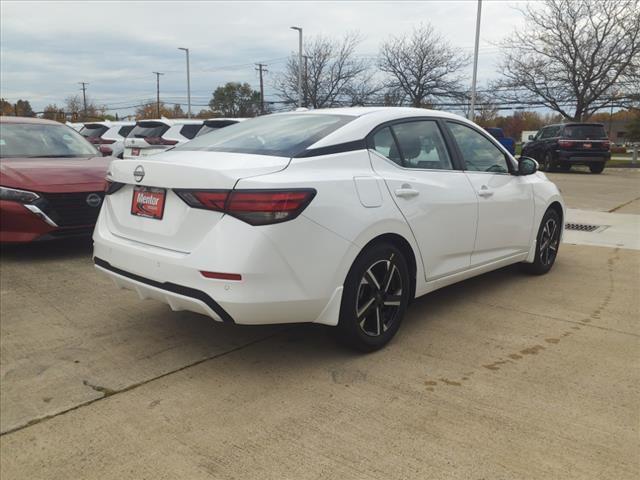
[178,47,192,118]
[469,0,482,121]
[152,72,164,118]
[291,26,303,109]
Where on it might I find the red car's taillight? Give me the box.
[174,189,316,225]
[602,141,611,150]
[558,139,574,148]
[145,136,178,146]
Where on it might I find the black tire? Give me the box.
[336,243,411,352]
[522,209,561,275]
[541,151,556,172]
[589,162,605,174]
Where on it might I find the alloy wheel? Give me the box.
[355,255,403,337]
[539,217,560,266]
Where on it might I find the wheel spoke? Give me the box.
[357,297,376,320]
[376,307,382,336]
[383,294,402,306]
[381,255,396,292]
[364,269,381,291]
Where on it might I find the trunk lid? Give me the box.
[103,150,290,251]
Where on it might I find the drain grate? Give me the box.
[565,223,601,232]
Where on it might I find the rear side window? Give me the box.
[563,125,607,140]
[180,124,203,140]
[176,114,353,157]
[371,127,401,165]
[129,122,170,138]
[118,125,134,137]
[80,124,108,138]
[391,121,453,170]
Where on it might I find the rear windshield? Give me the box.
[129,121,170,139]
[176,114,353,157]
[80,124,109,138]
[562,125,607,140]
[118,125,134,137]
[0,123,98,158]
[179,124,203,140]
[196,120,238,137]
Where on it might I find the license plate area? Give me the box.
[131,186,166,220]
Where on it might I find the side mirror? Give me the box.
[518,156,538,175]
[528,135,534,140]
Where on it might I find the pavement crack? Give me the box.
[0,329,290,438]
[608,195,640,213]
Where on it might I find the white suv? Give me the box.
[195,118,247,137]
[123,119,203,159]
[79,121,135,158]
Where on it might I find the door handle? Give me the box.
[478,185,493,198]
[395,186,419,198]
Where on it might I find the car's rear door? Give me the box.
[445,121,534,266]
[368,119,478,281]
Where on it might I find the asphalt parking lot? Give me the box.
[1,168,639,479]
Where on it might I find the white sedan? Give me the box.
[94,107,564,351]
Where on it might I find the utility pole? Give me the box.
[290,26,303,108]
[468,0,482,121]
[255,63,268,114]
[79,82,89,120]
[178,48,192,118]
[152,72,164,118]
[302,55,310,108]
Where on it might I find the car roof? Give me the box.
[0,116,62,125]
[205,117,247,122]
[547,122,605,127]
[295,107,471,150]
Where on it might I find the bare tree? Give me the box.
[378,24,470,108]
[274,33,380,108]
[495,0,640,121]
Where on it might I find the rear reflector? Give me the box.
[175,189,316,225]
[200,271,242,281]
[558,140,575,148]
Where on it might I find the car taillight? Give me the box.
[98,145,113,156]
[558,140,574,148]
[105,180,125,195]
[602,141,610,150]
[145,136,178,146]
[174,189,316,225]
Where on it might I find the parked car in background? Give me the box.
[80,121,135,158]
[123,119,203,159]
[195,118,247,137]
[484,127,515,155]
[0,116,111,242]
[522,123,611,173]
[94,107,564,351]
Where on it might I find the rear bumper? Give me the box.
[92,207,355,326]
[556,150,610,164]
[95,257,234,323]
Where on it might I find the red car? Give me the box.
[0,116,112,242]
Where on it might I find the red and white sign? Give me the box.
[131,186,166,220]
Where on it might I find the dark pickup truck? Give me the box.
[522,123,611,173]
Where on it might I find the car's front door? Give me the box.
[445,121,534,267]
[368,119,478,280]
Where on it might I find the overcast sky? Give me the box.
[1,0,529,116]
